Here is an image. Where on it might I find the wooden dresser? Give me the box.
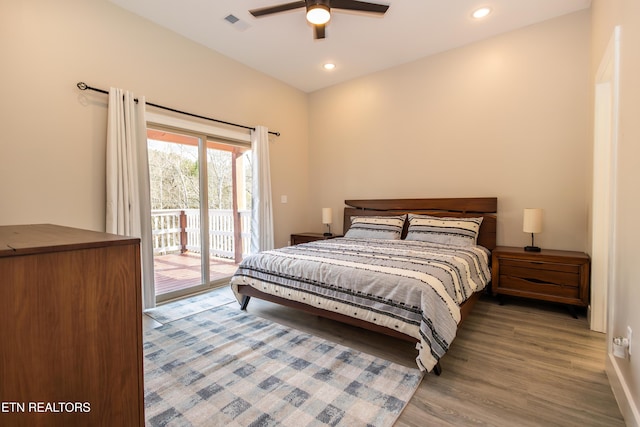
[491,246,590,309]
[0,224,144,427]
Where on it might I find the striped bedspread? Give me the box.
[230,237,491,372]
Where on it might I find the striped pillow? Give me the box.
[344,215,406,240]
[404,214,483,246]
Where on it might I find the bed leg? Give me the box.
[240,295,251,310]
[566,305,579,319]
[433,362,442,376]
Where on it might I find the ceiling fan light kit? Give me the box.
[306,2,331,25]
[249,0,389,39]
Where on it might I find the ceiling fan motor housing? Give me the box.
[307,0,331,8]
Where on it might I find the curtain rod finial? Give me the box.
[77,82,88,90]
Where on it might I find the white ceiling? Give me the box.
[109,0,591,93]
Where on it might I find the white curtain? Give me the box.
[250,126,274,253]
[106,87,155,310]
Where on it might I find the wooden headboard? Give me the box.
[342,197,498,251]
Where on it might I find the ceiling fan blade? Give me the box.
[314,24,326,39]
[249,1,306,17]
[330,0,389,14]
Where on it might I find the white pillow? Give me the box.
[344,215,406,240]
[404,214,483,246]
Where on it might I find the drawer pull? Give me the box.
[523,277,549,284]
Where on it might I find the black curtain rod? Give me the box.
[76,82,280,137]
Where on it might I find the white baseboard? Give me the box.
[606,353,640,426]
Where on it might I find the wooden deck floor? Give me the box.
[154,253,239,296]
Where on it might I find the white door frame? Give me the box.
[590,26,620,333]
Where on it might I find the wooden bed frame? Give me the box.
[236,197,497,374]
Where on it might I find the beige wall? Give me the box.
[2,0,638,421]
[308,11,591,251]
[0,0,310,248]
[592,0,640,423]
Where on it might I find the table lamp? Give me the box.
[322,208,333,236]
[523,208,542,252]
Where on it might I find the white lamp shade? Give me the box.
[523,208,543,233]
[322,208,333,225]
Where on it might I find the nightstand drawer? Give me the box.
[292,234,322,245]
[291,233,342,245]
[500,260,581,287]
[498,275,581,299]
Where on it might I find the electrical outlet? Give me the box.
[627,326,633,356]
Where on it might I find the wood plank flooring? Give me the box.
[236,289,625,426]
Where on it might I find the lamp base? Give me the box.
[524,245,541,252]
[323,232,333,237]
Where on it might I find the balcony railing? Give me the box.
[151,209,251,259]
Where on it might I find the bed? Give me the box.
[230,197,497,374]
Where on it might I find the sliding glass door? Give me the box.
[147,127,251,302]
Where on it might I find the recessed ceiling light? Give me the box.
[472,7,492,19]
[323,63,336,70]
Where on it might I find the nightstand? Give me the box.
[491,246,590,312]
[290,233,342,245]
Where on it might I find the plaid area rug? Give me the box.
[144,304,423,427]
[145,290,236,324]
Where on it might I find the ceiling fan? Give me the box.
[249,0,390,39]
